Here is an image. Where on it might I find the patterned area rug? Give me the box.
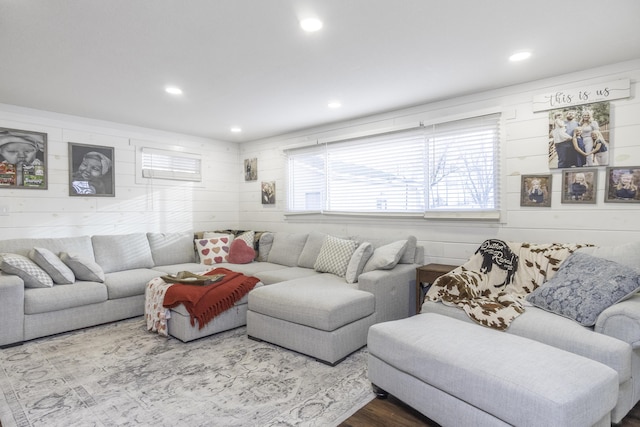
[0,318,374,426]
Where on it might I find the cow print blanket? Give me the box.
[424,240,591,330]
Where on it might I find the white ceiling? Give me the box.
[1,1,639,143]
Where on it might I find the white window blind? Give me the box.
[286,113,500,215]
[141,147,202,182]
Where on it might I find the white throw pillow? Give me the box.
[345,242,374,284]
[195,236,233,265]
[0,253,54,288]
[29,247,75,284]
[362,240,408,273]
[314,236,358,277]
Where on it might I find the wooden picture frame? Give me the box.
[605,166,640,203]
[261,181,275,204]
[561,168,597,204]
[244,158,257,181]
[0,127,47,189]
[520,174,552,207]
[69,142,115,197]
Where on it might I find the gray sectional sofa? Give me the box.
[0,230,422,367]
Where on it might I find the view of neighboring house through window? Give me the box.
[285,113,500,215]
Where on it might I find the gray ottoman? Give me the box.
[367,313,619,427]
[247,277,375,365]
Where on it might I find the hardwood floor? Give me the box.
[340,393,640,427]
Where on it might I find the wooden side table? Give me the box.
[415,263,457,314]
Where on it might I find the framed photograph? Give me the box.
[261,181,275,204]
[244,158,257,181]
[520,174,552,207]
[0,127,47,189]
[561,168,597,204]
[548,102,610,169]
[69,142,115,197]
[605,167,640,203]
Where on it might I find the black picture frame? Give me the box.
[605,167,640,203]
[520,174,552,207]
[69,142,115,197]
[0,127,48,189]
[561,168,597,204]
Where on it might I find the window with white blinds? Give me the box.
[285,113,500,215]
[140,147,202,182]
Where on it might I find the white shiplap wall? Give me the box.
[238,59,640,266]
[0,105,240,239]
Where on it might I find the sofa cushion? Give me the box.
[104,269,161,299]
[24,282,107,314]
[527,252,640,327]
[345,242,374,284]
[195,236,233,265]
[92,233,155,274]
[228,239,255,264]
[267,232,308,267]
[297,232,327,268]
[353,235,417,264]
[257,232,274,262]
[29,247,75,284]
[60,252,105,282]
[362,240,408,273]
[314,235,357,277]
[577,241,640,269]
[0,253,53,288]
[254,266,320,285]
[248,278,374,331]
[0,235,94,259]
[147,232,196,266]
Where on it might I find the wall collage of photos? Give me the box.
[0,127,115,197]
[522,86,640,207]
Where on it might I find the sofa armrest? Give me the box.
[0,273,25,346]
[596,294,640,349]
[356,263,414,323]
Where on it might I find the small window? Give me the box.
[140,147,202,182]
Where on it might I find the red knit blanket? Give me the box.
[163,267,259,329]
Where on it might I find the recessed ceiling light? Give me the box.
[165,86,183,95]
[300,18,323,32]
[509,51,532,62]
[328,101,342,109]
[230,127,242,133]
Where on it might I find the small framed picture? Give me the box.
[605,167,640,203]
[561,168,597,204]
[244,158,257,181]
[69,142,115,197]
[261,181,275,204]
[0,127,47,189]
[520,174,552,207]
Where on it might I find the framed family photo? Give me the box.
[244,158,257,181]
[561,168,597,204]
[605,167,640,203]
[548,102,610,169]
[520,174,552,207]
[0,127,47,189]
[261,181,275,204]
[69,142,115,197]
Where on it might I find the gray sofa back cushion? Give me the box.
[297,232,328,268]
[267,232,309,267]
[147,232,196,266]
[92,233,154,273]
[0,236,95,260]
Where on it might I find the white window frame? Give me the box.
[136,146,202,183]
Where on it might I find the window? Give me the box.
[140,147,202,182]
[285,113,500,215]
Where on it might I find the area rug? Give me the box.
[0,318,374,426]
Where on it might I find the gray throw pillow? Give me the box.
[60,252,105,282]
[345,242,374,284]
[0,253,54,288]
[526,252,640,326]
[362,240,408,273]
[29,247,75,284]
[314,236,358,278]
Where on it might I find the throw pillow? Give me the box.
[29,247,75,284]
[362,240,408,273]
[228,239,256,264]
[314,235,358,277]
[236,230,255,249]
[59,252,105,282]
[0,253,54,288]
[526,252,640,326]
[195,236,233,265]
[345,242,374,284]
